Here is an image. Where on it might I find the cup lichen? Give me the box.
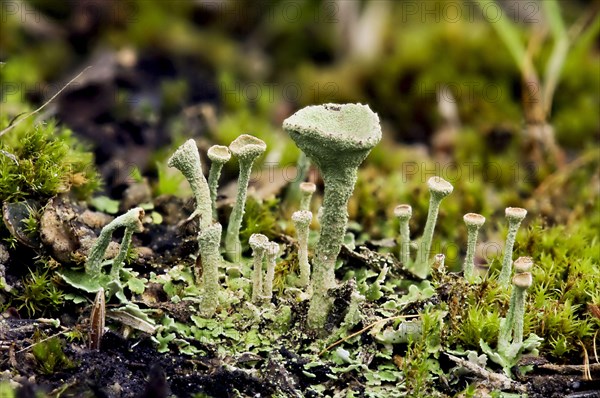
[292,210,313,288]
[498,207,527,286]
[299,182,316,211]
[462,212,485,282]
[225,135,267,261]
[263,241,279,300]
[198,222,223,317]
[499,270,533,353]
[207,145,231,219]
[394,204,412,267]
[249,233,269,303]
[415,176,453,277]
[283,103,381,330]
[167,139,213,229]
[86,207,144,280]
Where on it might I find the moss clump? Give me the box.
[31,330,74,375]
[0,118,100,203]
[11,265,65,317]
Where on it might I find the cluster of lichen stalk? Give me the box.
[85,103,533,344]
[394,181,532,346]
[166,135,268,316]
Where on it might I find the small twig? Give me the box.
[446,353,525,392]
[538,362,600,375]
[319,314,420,356]
[0,66,91,138]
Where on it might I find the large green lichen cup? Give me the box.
[283,103,381,330]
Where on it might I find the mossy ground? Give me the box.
[1,1,598,397]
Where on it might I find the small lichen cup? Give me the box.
[283,103,381,330]
[225,135,267,261]
[299,182,316,211]
[498,207,527,286]
[415,176,453,277]
[292,210,313,288]
[249,233,269,303]
[207,145,231,219]
[462,212,485,282]
[394,204,412,267]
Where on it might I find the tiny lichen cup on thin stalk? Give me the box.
[198,222,223,317]
[249,233,268,303]
[394,204,412,267]
[86,207,144,280]
[498,207,527,286]
[167,139,213,229]
[511,271,533,344]
[225,135,267,261]
[299,182,316,211]
[433,253,446,271]
[263,241,279,300]
[283,103,382,330]
[415,176,453,278]
[499,271,533,353]
[292,210,313,288]
[207,145,231,219]
[513,256,533,273]
[462,212,485,282]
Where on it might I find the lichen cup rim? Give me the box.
[282,103,381,156]
[463,212,485,227]
[207,145,231,163]
[427,176,454,196]
[229,134,267,160]
[394,204,412,218]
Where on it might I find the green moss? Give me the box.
[11,265,64,317]
[0,117,100,203]
[239,197,282,247]
[31,330,75,375]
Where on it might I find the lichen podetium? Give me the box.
[283,103,381,330]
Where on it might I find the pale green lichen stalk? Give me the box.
[198,222,223,317]
[263,242,279,300]
[394,204,412,266]
[249,233,268,303]
[86,207,144,280]
[511,257,534,345]
[299,182,316,211]
[462,213,485,282]
[283,103,381,330]
[225,135,266,261]
[168,139,213,229]
[498,270,533,353]
[498,207,527,286]
[292,210,313,288]
[415,176,453,277]
[207,145,231,219]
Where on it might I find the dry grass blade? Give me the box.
[0,66,91,139]
[89,288,106,350]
